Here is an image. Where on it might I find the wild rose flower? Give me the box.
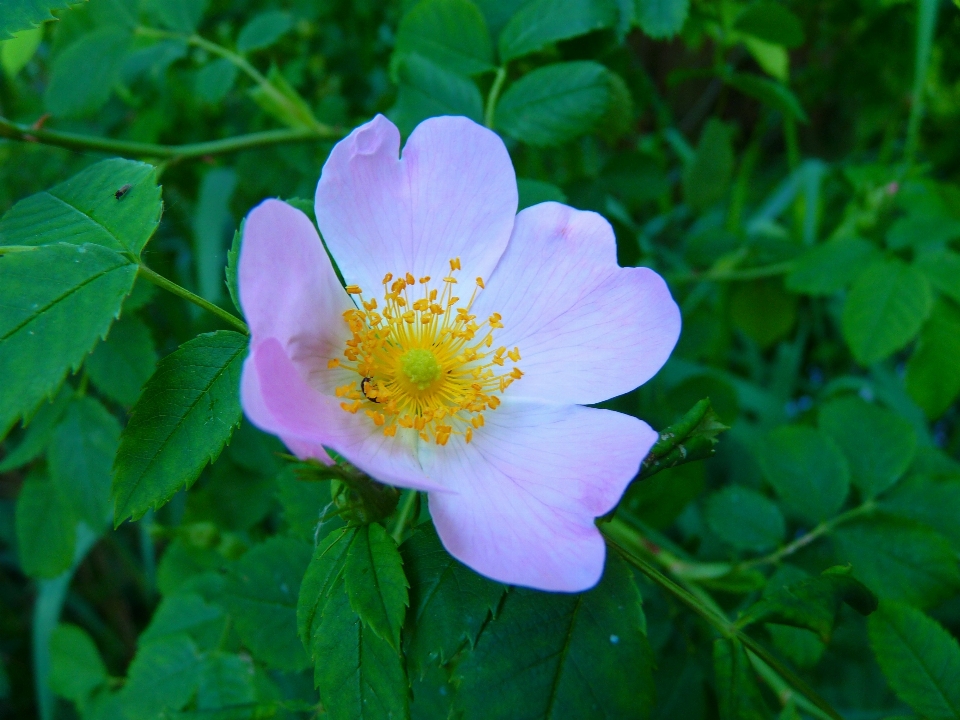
[239,115,681,592]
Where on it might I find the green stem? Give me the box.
[0,244,38,255]
[604,533,843,720]
[391,491,419,543]
[737,500,876,571]
[485,67,508,129]
[0,115,337,160]
[905,0,939,164]
[135,26,327,133]
[138,265,249,334]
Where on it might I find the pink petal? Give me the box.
[243,338,446,493]
[314,115,517,298]
[424,401,657,592]
[471,202,681,405]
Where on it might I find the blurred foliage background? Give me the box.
[2,0,960,718]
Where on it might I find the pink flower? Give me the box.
[239,115,681,592]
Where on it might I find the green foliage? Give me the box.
[0,0,85,38]
[634,0,689,38]
[236,10,292,53]
[683,118,734,212]
[637,398,728,480]
[705,485,785,552]
[786,236,879,296]
[48,624,108,705]
[344,523,409,651]
[393,0,494,77]
[15,474,76,578]
[85,316,158,406]
[120,634,203,718]
[713,638,767,720]
[906,300,960,418]
[45,28,130,118]
[498,0,618,62]
[869,601,960,719]
[391,54,484,135]
[112,331,246,523]
[454,553,655,719]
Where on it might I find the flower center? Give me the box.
[328,258,522,445]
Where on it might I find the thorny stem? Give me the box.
[484,67,508,130]
[603,531,844,720]
[138,266,249,334]
[0,115,339,160]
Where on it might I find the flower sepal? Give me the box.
[292,455,401,526]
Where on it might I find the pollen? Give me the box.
[330,260,521,444]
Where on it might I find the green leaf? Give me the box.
[834,518,960,609]
[225,222,244,314]
[713,638,768,720]
[905,300,960,419]
[0,158,162,257]
[16,475,76,579]
[737,565,877,642]
[309,578,409,720]
[401,523,504,676]
[86,316,158,407]
[44,28,130,118]
[726,72,808,121]
[683,118,735,211]
[48,624,108,704]
[237,10,293,53]
[140,592,225,650]
[498,0,618,62]
[194,58,238,105]
[880,475,960,551]
[193,167,238,305]
[496,61,615,146]
[842,258,933,366]
[277,465,337,541]
[733,2,804,48]
[0,384,73,472]
[517,178,567,210]
[454,553,654,719]
[756,425,849,524]
[0,243,137,438]
[0,0,85,39]
[637,399,727,481]
[222,536,312,671]
[818,396,917,498]
[869,600,960,720]
[634,0,689,38]
[916,250,960,305]
[705,485,785,552]
[1,26,43,77]
[785,236,880,295]
[729,278,798,348]
[393,0,494,77]
[249,65,319,130]
[49,398,119,528]
[121,634,202,720]
[297,527,357,647]
[112,330,246,523]
[197,652,256,710]
[143,0,208,33]
[390,53,484,136]
[887,215,960,251]
[344,523,409,651]
[473,0,529,40]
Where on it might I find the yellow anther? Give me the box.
[382,273,393,284]
[328,358,341,369]
[507,347,521,362]
[476,277,485,288]
[383,424,397,437]
[443,276,458,284]
[465,427,473,443]
[403,311,416,323]
[472,414,485,428]
[488,396,501,409]
[341,400,362,414]
[335,384,352,397]
[346,285,363,294]
[363,298,378,311]
[510,367,523,379]
[405,272,415,285]
[450,258,461,271]
[419,276,430,284]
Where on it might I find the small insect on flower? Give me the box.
[115,184,133,200]
[360,376,380,402]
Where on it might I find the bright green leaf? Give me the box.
[45,28,130,118]
[112,331,246,523]
[222,536,312,671]
[634,0,689,38]
[297,527,357,647]
[887,214,960,251]
[756,425,850,524]
[905,300,960,419]
[0,243,137,438]
[193,167,238,305]
[0,0,84,39]
[194,57,238,105]
[834,518,960,609]
[785,236,879,295]
[915,250,960,305]
[390,53,484,136]
[49,624,108,704]
[401,523,504,676]
[49,397,119,528]
[237,10,293,53]
[121,634,202,720]
[842,258,932,366]
[86,316,158,407]
[0,384,73,472]
[1,26,43,76]
[498,0,618,62]
[869,600,960,720]
[249,65,319,130]
[344,523,409,651]
[727,72,807,121]
[15,475,76,578]
[495,61,614,146]
[454,554,654,719]
[393,0,494,77]
[0,158,162,257]
[706,485,785,552]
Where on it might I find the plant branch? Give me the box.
[391,491,419,543]
[485,67,508,130]
[604,532,843,720]
[137,266,249,334]
[0,116,339,160]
